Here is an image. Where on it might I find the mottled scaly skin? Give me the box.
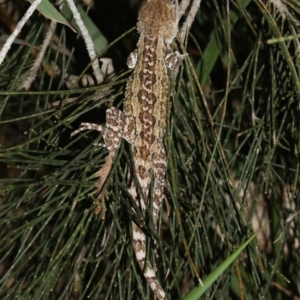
[72,1,181,298]
[125,1,180,299]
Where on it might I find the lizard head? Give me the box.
[137,0,179,45]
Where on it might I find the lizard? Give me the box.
[71,0,184,298]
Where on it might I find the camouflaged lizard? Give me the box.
[72,0,183,298]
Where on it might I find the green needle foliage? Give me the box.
[0,0,299,299]
[183,232,259,300]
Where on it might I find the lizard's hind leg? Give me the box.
[71,107,135,213]
[152,146,167,230]
[71,107,135,151]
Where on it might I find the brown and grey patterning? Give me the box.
[72,0,183,298]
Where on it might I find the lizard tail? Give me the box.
[132,222,165,300]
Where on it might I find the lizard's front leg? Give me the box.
[164,44,186,70]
